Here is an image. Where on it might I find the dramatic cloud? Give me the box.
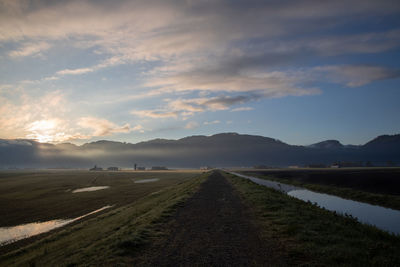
[0,89,139,142]
[1,0,400,142]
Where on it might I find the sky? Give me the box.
[1,0,400,146]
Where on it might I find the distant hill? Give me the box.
[364,134,400,149]
[0,133,399,168]
[308,140,344,149]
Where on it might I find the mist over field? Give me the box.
[1,133,399,168]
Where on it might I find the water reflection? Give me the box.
[72,186,109,193]
[230,172,298,193]
[134,178,159,183]
[0,205,112,246]
[230,172,400,235]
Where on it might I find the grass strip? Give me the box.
[224,171,400,266]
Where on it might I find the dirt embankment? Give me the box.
[139,171,283,266]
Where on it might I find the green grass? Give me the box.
[224,171,400,266]
[0,172,208,266]
[238,171,400,211]
[0,170,202,226]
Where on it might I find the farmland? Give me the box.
[0,170,202,227]
[1,169,400,266]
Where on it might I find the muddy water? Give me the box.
[230,172,400,235]
[134,178,159,183]
[72,186,110,193]
[0,205,112,246]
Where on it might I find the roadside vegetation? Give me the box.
[239,170,400,211]
[0,172,208,266]
[224,171,400,266]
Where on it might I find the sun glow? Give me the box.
[26,119,62,143]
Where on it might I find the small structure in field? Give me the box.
[137,166,146,170]
[151,166,168,170]
[90,165,103,171]
[200,166,213,170]
[107,166,119,171]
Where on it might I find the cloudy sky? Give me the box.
[1,0,400,145]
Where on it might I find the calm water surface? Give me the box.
[72,186,110,193]
[134,178,159,183]
[0,205,112,246]
[230,172,400,235]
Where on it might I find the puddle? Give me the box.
[134,178,159,183]
[0,206,112,246]
[72,186,109,193]
[229,171,400,235]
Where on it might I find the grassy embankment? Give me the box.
[224,171,400,266]
[0,172,208,266]
[238,170,400,211]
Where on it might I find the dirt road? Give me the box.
[142,171,283,266]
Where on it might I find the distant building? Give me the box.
[107,167,119,171]
[333,161,364,168]
[90,165,103,171]
[289,165,299,169]
[200,166,213,170]
[137,166,146,170]
[151,166,168,170]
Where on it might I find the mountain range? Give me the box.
[1,133,399,168]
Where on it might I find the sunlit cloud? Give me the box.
[0,90,68,139]
[77,117,136,136]
[26,119,89,143]
[231,107,254,112]
[8,41,51,58]
[131,110,179,119]
[184,121,199,129]
[56,67,94,76]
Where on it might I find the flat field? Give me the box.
[1,170,400,266]
[0,169,203,227]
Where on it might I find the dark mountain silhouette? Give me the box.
[364,134,400,150]
[0,133,399,168]
[309,140,344,149]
